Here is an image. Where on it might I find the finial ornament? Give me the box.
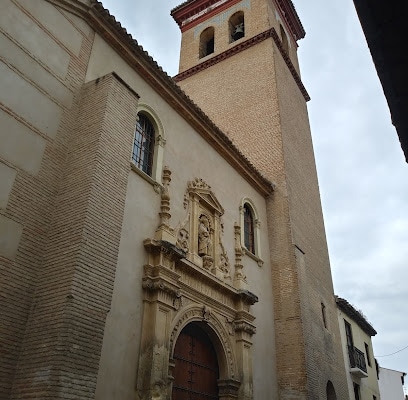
[154,166,176,243]
[159,166,171,228]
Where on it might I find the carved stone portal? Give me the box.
[137,173,257,400]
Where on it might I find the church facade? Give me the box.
[0,0,349,399]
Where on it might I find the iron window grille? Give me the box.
[244,204,255,254]
[132,114,155,176]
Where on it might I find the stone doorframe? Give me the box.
[168,305,240,400]
[136,240,257,400]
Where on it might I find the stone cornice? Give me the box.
[172,0,224,19]
[171,0,242,32]
[174,27,310,102]
[66,0,274,197]
[274,0,305,40]
[177,258,258,309]
[172,0,305,40]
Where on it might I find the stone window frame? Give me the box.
[131,103,166,186]
[239,197,263,266]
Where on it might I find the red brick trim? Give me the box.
[172,0,231,25]
[174,27,310,102]
[172,0,305,40]
[172,0,242,32]
[274,0,305,40]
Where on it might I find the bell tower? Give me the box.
[172,0,349,399]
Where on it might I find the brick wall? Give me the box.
[9,73,139,399]
[175,1,350,397]
[274,36,350,399]
[0,4,94,397]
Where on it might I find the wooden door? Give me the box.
[172,324,219,400]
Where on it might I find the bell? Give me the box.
[232,23,244,40]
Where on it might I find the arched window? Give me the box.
[240,199,262,264]
[132,113,155,176]
[244,204,255,254]
[229,11,245,42]
[199,27,215,58]
[321,302,328,329]
[280,24,289,54]
[326,381,337,400]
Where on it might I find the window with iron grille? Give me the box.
[244,204,255,254]
[132,113,155,176]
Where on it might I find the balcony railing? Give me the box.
[348,345,368,377]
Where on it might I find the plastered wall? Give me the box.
[86,34,279,400]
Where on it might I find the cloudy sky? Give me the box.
[101,0,408,381]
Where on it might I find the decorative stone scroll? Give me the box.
[219,242,231,282]
[176,228,189,253]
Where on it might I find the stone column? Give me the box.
[137,240,184,400]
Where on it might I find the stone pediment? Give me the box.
[190,188,224,216]
[187,178,224,215]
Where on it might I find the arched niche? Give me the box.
[326,380,337,400]
[229,11,245,42]
[199,27,215,58]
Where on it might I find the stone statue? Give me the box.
[198,215,212,256]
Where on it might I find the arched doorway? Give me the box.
[326,380,337,400]
[172,323,219,399]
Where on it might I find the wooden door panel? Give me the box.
[172,324,219,400]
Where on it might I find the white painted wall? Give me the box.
[379,367,406,400]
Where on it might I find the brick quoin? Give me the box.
[9,74,139,399]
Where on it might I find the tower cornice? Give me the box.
[171,0,305,39]
[274,0,305,40]
[171,0,241,32]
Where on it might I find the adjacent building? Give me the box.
[336,296,381,400]
[379,367,407,400]
[352,0,408,162]
[1,0,351,398]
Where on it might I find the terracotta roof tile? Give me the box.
[336,296,377,337]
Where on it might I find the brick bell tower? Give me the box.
[172,0,349,399]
